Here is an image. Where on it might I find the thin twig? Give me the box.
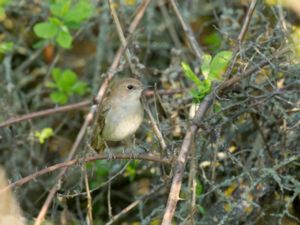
[143,98,167,153]
[108,0,134,72]
[161,46,290,224]
[219,47,290,93]
[0,153,169,194]
[105,184,164,225]
[161,91,214,225]
[83,166,93,225]
[0,89,180,128]
[224,0,257,78]
[158,1,181,49]
[61,161,132,198]
[34,110,94,225]
[169,0,204,63]
[107,174,113,220]
[0,100,90,128]
[31,2,152,223]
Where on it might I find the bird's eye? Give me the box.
[127,85,134,90]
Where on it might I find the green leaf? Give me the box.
[0,41,14,53]
[200,54,212,79]
[181,62,201,87]
[0,0,11,7]
[63,0,93,24]
[190,79,212,103]
[56,28,72,48]
[213,102,221,113]
[49,68,89,103]
[203,32,222,51]
[48,17,64,26]
[50,91,68,104]
[197,205,205,215]
[61,70,77,86]
[35,128,54,144]
[197,79,211,93]
[125,160,139,181]
[50,0,71,18]
[34,22,59,39]
[32,39,48,49]
[45,81,56,88]
[209,50,233,81]
[196,179,203,196]
[52,67,62,83]
[0,7,5,19]
[71,81,88,95]
[55,69,77,93]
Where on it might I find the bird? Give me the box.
[90,78,144,153]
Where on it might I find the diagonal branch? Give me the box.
[161,45,290,224]
[33,1,152,224]
[169,0,204,63]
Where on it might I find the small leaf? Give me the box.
[196,179,203,196]
[50,0,71,18]
[56,28,72,48]
[71,81,88,95]
[32,40,48,49]
[0,7,5,20]
[198,79,211,93]
[63,0,93,24]
[48,17,64,26]
[61,69,77,87]
[203,32,222,51]
[213,102,221,113]
[0,41,14,53]
[34,22,59,39]
[45,81,56,88]
[181,62,201,87]
[35,128,54,144]
[198,205,205,215]
[50,91,68,104]
[0,0,11,7]
[200,54,212,79]
[209,50,233,81]
[52,68,62,83]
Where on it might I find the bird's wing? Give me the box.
[90,97,110,152]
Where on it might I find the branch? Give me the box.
[161,45,290,224]
[106,184,164,225]
[169,0,204,63]
[224,0,257,78]
[161,92,214,225]
[33,1,152,224]
[0,153,170,194]
[0,89,181,128]
[0,100,90,128]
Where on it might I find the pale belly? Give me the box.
[102,104,144,141]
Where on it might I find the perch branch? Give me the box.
[0,153,169,194]
[33,1,152,224]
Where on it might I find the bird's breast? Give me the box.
[102,102,144,141]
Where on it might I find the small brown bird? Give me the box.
[91,78,144,152]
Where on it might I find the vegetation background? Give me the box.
[0,0,299,225]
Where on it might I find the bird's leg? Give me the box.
[123,136,138,159]
[104,141,115,160]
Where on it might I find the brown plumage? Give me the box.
[90,78,144,152]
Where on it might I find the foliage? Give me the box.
[181,50,233,102]
[124,160,139,181]
[33,0,93,48]
[0,1,299,225]
[0,0,10,19]
[0,41,13,54]
[46,68,89,104]
[35,128,54,144]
